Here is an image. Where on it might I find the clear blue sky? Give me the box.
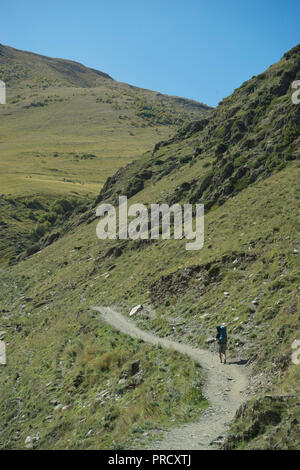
[1,0,299,106]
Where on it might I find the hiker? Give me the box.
[215,323,227,364]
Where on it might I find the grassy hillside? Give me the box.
[0,44,211,264]
[0,193,90,265]
[0,44,211,197]
[0,44,299,450]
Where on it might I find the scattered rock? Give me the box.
[200,313,210,319]
[209,434,225,446]
[24,432,40,449]
[25,436,33,449]
[54,403,63,411]
[0,341,6,365]
[291,339,300,349]
[129,304,143,317]
[205,337,215,344]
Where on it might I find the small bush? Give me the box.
[98,350,123,371]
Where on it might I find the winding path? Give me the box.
[91,305,249,450]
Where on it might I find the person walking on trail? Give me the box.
[215,323,227,364]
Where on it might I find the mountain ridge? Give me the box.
[0,43,212,112]
[0,43,113,86]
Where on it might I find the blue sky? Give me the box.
[1,0,299,106]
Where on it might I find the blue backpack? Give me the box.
[218,325,227,344]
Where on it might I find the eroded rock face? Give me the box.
[223,395,299,450]
[149,252,256,304]
[130,360,140,376]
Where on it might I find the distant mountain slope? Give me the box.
[0,43,113,87]
[0,44,211,198]
[0,43,211,109]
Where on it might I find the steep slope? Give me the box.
[96,44,300,209]
[0,45,299,450]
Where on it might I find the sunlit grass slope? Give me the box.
[0,44,210,197]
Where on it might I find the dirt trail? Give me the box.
[91,305,249,450]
